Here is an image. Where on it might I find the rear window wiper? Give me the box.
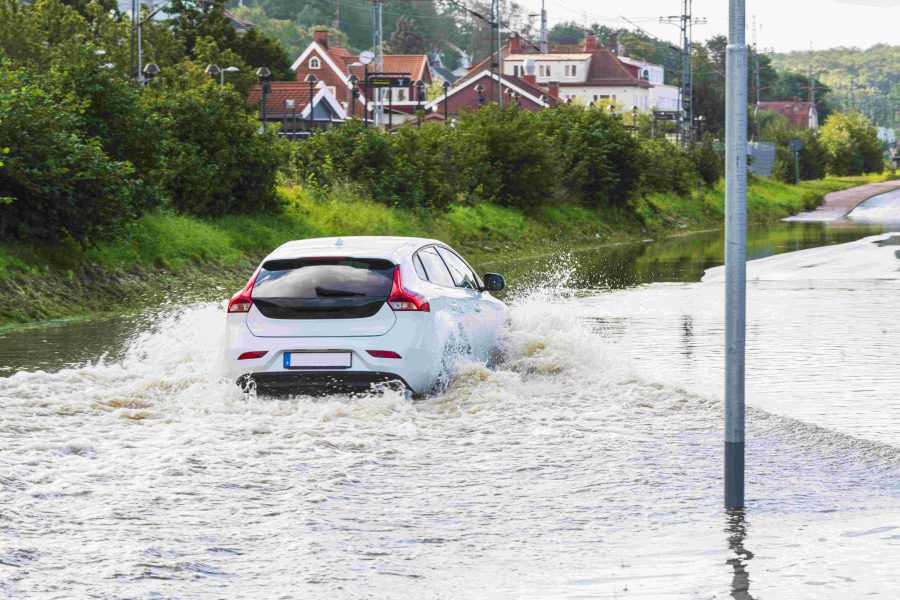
[315,286,366,297]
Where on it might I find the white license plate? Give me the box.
[284,352,352,369]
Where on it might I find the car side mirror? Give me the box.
[482,273,505,292]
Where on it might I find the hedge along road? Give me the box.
[1,213,899,598]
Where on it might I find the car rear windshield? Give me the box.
[251,258,395,319]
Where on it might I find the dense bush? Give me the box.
[819,112,884,176]
[762,118,827,183]
[146,68,287,217]
[536,104,641,206]
[638,138,698,196]
[689,135,724,186]
[0,66,140,244]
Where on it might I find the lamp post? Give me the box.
[348,74,359,117]
[256,67,271,128]
[695,115,706,139]
[284,99,296,138]
[442,80,450,123]
[475,84,486,106]
[415,80,425,128]
[305,74,317,134]
[221,65,239,85]
[142,62,159,84]
[205,63,221,83]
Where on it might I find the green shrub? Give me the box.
[536,104,641,207]
[0,65,140,244]
[145,73,287,217]
[689,135,723,186]
[638,138,697,196]
[819,112,884,176]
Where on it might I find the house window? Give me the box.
[309,57,320,69]
[564,64,577,78]
[512,64,523,76]
[396,88,406,101]
[539,65,551,78]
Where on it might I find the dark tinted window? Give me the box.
[437,247,479,290]
[254,258,394,297]
[251,258,394,319]
[416,247,456,287]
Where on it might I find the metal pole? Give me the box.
[540,0,548,54]
[130,0,137,79]
[724,0,747,510]
[376,1,384,127]
[364,65,369,127]
[137,7,143,86]
[496,0,502,108]
[794,149,801,184]
[444,88,449,122]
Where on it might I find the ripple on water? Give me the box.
[0,251,898,598]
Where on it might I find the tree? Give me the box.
[144,66,287,216]
[0,64,141,244]
[230,27,292,79]
[819,111,884,176]
[387,17,427,54]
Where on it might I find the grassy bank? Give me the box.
[0,174,892,329]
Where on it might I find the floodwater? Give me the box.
[2,214,899,597]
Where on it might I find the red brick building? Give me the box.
[424,69,559,116]
[757,100,819,130]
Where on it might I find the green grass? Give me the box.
[0,174,895,328]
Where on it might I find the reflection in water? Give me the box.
[726,509,755,600]
[681,315,694,359]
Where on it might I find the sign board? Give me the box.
[368,76,411,88]
[789,137,804,152]
[653,110,681,122]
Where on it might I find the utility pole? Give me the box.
[496,0,502,107]
[808,65,815,104]
[540,0,548,54]
[661,0,706,145]
[724,0,748,510]
[370,0,384,127]
[751,15,760,141]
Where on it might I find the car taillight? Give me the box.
[387,265,429,312]
[238,351,268,360]
[366,350,402,359]
[228,266,262,314]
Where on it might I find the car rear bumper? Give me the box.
[238,371,411,396]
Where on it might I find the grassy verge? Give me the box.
[0,173,893,329]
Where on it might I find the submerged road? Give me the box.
[785,179,900,222]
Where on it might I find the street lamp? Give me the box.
[285,99,296,138]
[305,74,318,134]
[205,63,220,82]
[442,80,450,123]
[142,62,159,84]
[348,74,359,117]
[221,65,239,85]
[256,67,271,127]
[695,115,706,139]
[415,79,426,128]
[475,83,485,106]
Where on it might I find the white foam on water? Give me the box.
[1,258,899,598]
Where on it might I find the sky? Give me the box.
[520,0,900,52]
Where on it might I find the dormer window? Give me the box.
[309,57,321,69]
[539,65,551,78]
[512,64,523,76]
[564,64,577,78]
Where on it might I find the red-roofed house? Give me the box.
[757,100,819,130]
[423,69,559,117]
[248,81,347,136]
[289,29,432,117]
[500,34,677,111]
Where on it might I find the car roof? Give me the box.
[265,236,446,263]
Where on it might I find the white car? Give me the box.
[222,236,508,396]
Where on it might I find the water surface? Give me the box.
[1,219,898,598]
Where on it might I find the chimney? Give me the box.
[523,58,536,84]
[314,29,329,49]
[510,33,523,54]
[584,34,598,52]
[547,80,560,99]
[608,32,618,55]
